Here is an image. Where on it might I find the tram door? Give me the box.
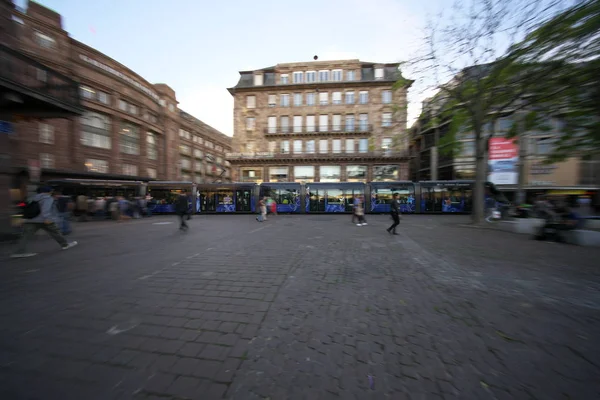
[235,189,252,212]
[201,191,216,212]
[308,188,325,212]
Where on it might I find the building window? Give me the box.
[280,116,289,133]
[147,168,157,179]
[294,93,303,106]
[80,111,111,149]
[180,144,191,155]
[123,164,138,176]
[36,68,47,82]
[38,123,54,144]
[306,115,315,132]
[359,114,369,131]
[460,141,476,157]
[346,115,355,131]
[318,92,329,106]
[194,162,203,172]
[280,74,289,84]
[268,116,277,133]
[39,153,54,169]
[159,99,166,107]
[305,140,315,154]
[205,141,214,149]
[268,141,276,153]
[332,70,343,82]
[318,70,330,82]
[80,86,95,100]
[345,92,355,104]
[319,115,328,132]
[118,99,127,111]
[97,91,109,104]
[375,68,384,80]
[359,138,368,153]
[180,158,192,170]
[346,139,355,153]
[536,137,554,155]
[332,139,342,154]
[130,104,138,115]
[332,114,342,132]
[34,31,56,48]
[382,137,393,150]
[373,165,399,181]
[182,173,192,181]
[294,166,315,182]
[193,149,203,159]
[319,139,328,154]
[120,123,140,155]
[268,94,277,107]
[179,129,191,140]
[293,72,304,83]
[498,117,513,132]
[280,140,290,154]
[306,71,316,83]
[382,90,392,104]
[245,143,254,153]
[306,93,316,106]
[254,74,263,86]
[147,132,158,160]
[332,92,342,105]
[85,159,109,174]
[280,94,290,107]
[197,136,204,145]
[382,112,392,127]
[293,140,303,154]
[293,116,303,133]
[269,167,289,182]
[320,166,341,182]
[346,70,356,81]
[246,117,256,131]
[246,95,256,109]
[347,165,367,181]
[359,91,369,104]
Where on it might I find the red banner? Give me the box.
[489,138,518,160]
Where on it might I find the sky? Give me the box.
[15,0,471,136]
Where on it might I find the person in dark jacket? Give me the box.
[175,190,190,230]
[386,193,401,235]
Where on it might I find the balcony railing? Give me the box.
[0,44,82,115]
[263,124,373,135]
[226,149,409,160]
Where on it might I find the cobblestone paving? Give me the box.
[1,215,599,400]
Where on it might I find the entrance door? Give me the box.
[235,189,251,212]
[201,191,216,212]
[308,189,324,212]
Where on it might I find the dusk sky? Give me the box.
[16,0,453,136]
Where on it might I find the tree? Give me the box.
[405,0,567,223]
[502,0,600,163]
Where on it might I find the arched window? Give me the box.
[80,112,111,149]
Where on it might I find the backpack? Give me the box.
[23,200,41,219]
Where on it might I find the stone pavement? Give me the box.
[0,214,599,400]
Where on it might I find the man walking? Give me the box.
[54,189,73,235]
[176,190,190,231]
[386,192,401,235]
[11,186,78,258]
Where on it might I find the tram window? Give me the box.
[326,189,344,205]
[216,191,234,204]
[276,188,299,205]
[149,189,182,204]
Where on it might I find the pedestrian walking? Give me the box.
[256,197,267,222]
[54,189,73,235]
[355,195,367,226]
[176,190,190,230]
[11,186,78,258]
[352,195,359,224]
[386,192,401,235]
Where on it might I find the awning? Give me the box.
[547,190,587,195]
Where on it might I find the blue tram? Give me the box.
[195,183,257,213]
[259,183,302,213]
[147,181,194,213]
[369,181,416,214]
[304,182,365,213]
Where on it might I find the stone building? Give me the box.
[7,0,231,186]
[226,59,412,183]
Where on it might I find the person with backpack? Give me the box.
[11,186,78,258]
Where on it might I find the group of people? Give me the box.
[354,192,402,235]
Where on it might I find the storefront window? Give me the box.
[269,167,288,182]
[241,168,263,182]
[373,165,399,181]
[320,166,341,182]
[294,166,315,182]
[347,165,367,182]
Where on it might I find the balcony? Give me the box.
[263,124,373,137]
[226,149,410,163]
[0,44,83,117]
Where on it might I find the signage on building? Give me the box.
[530,163,557,175]
[488,138,518,185]
[530,181,555,186]
[79,54,160,102]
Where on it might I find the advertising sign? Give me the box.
[488,138,518,185]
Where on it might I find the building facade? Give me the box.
[227,59,411,183]
[8,1,231,185]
